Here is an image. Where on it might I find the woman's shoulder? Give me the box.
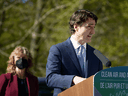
[26,72,37,79]
[0,73,12,84]
[0,73,12,79]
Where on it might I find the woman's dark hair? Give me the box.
[69,9,98,34]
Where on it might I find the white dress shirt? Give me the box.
[70,36,87,77]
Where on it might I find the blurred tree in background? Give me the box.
[0,0,128,77]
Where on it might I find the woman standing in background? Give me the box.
[0,46,39,96]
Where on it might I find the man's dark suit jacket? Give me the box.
[46,37,103,96]
[0,72,39,96]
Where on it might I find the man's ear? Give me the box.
[74,24,78,31]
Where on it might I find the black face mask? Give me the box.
[16,58,28,69]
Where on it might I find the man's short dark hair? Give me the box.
[69,9,98,34]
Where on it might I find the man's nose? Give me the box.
[91,29,95,35]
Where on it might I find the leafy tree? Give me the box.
[0,0,128,76]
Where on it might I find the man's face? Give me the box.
[74,17,96,44]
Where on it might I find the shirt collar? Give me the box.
[70,35,86,50]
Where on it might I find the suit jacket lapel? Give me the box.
[26,74,30,96]
[64,38,83,77]
[86,44,93,77]
[12,75,18,96]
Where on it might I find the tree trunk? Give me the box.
[0,0,5,37]
[30,0,43,71]
[79,0,84,9]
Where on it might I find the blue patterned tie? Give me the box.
[77,45,86,76]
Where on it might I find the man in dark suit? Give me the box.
[46,9,103,96]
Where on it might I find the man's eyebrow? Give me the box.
[88,23,95,25]
[88,23,96,26]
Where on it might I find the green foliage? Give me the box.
[0,0,128,76]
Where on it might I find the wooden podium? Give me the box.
[58,66,128,96]
[58,75,94,96]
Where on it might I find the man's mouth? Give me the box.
[87,35,92,37]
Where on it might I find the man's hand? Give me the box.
[73,76,86,85]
